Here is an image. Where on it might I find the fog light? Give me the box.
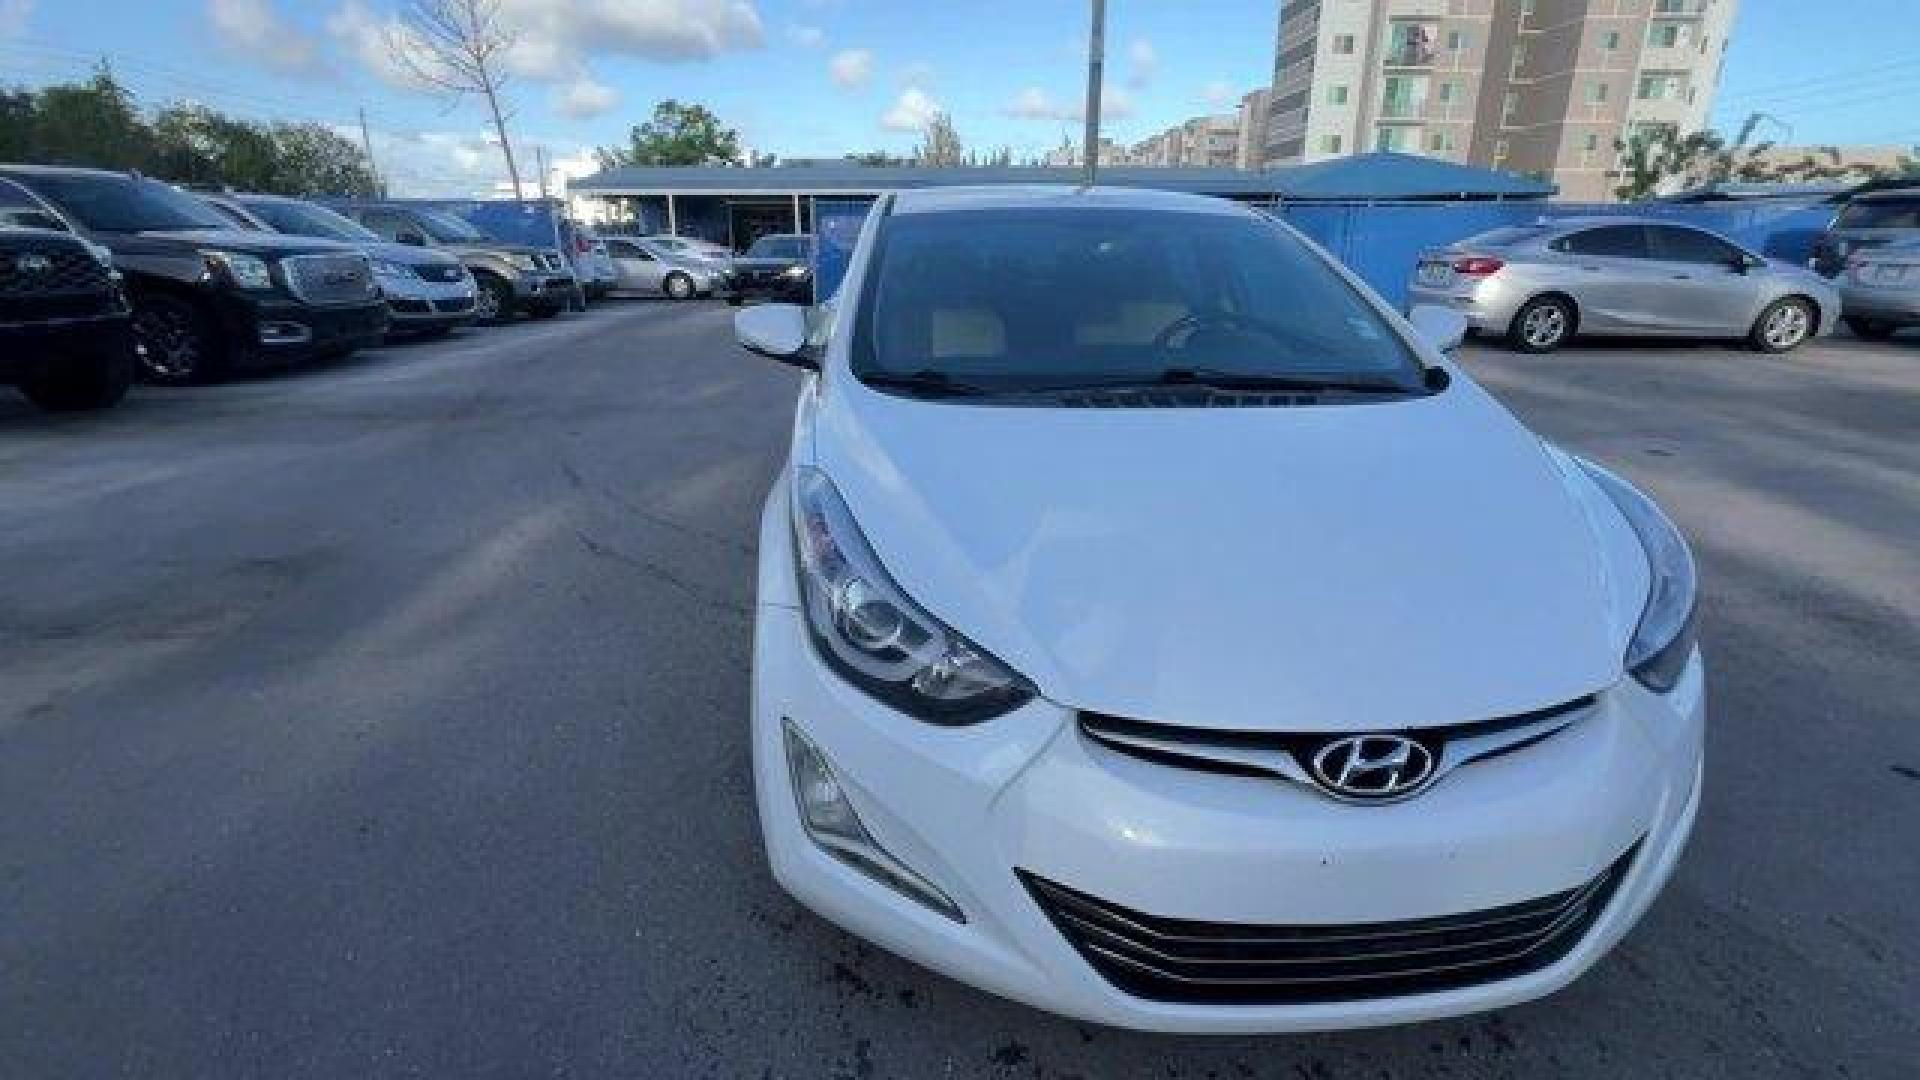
[782,719,964,923]
[257,321,312,345]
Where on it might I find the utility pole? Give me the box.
[1081,0,1106,187]
[358,107,385,196]
[535,144,550,200]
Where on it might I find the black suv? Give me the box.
[721,232,814,306]
[0,165,390,384]
[0,177,137,410]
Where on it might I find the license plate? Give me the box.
[1416,262,1453,287]
[1872,264,1909,284]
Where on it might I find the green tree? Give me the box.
[0,88,35,162]
[28,62,153,170]
[150,104,281,189]
[913,111,964,167]
[268,123,378,196]
[597,100,742,168]
[844,150,910,167]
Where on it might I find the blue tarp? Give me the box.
[1261,153,1556,201]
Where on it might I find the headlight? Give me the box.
[781,264,810,279]
[791,467,1033,723]
[372,258,414,280]
[507,253,539,271]
[203,250,273,290]
[1575,457,1698,693]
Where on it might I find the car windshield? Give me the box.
[247,199,379,242]
[1836,197,1920,230]
[418,209,485,242]
[14,172,231,232]
[748,235,806,259]
[0,179,67,231]
[855,206,1422,395]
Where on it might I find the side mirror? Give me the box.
[397,231,426,247]
[735,303,816,369]
[1733,252,1763,274]
[1408,304,1469,354]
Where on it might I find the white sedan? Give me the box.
[736,185,1703,1033]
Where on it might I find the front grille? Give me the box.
[387,296,430,313]
[283,253,375,305]
[433,296,474,313]
[535,252,565,272]
[1022,842,1639,1005]
[416,263,466,283]
[0,240,109,297]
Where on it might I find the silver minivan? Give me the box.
[1408,217,1839,354]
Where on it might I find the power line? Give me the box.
[1718,55,1920,101]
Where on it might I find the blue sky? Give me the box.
[0,0,1915,195]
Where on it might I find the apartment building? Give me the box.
[1131,114,1241,168]
[1236,88,1274,169]
[1262,0,1738,200]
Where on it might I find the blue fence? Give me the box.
[807,197,1836,310]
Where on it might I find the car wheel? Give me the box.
[725,295,744,307]
[18,350,135,411]
[1507,296,1574,354]
[1845,315,1896,341]
[473,272,514,324]
[1751,297,1815,353]
[663,272,696,301]
[131,293,224,384]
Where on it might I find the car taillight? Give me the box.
[1452,256,1505,276]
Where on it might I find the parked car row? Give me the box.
[1,164,809,413]
[1409,186,1920,354]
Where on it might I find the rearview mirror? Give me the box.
[1408,304,1469,354]
[735,303,815,368]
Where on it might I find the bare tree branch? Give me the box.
[386,0,523,197]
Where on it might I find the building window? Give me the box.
[1587,81,1610,104]
[1637,72,1685,100]
[1328,85,1349,105]
[1656,0,1692,12]
[1583,133,1600,151]
[1649,22,1689,48]
[1602,30,1621,50]
[1386,22,1438,66]
[1374,127,1408,152]
[1438,81,1457,104]
[1381,76,1430,119]
[1511,42,1528,77]
[1332,34,1355,55]
[1493,139,1510,162]
[1447,29,1469,51]
[1429,130,1457,153]
[1502,91,1519,125]
[1321,133,1344,153]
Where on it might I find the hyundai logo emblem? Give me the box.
[16,253,52,274]
[1309,735,1437,803]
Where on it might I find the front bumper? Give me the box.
[0,309,136,382]
[212,293,390,367]
[511,272,576,305]
[1839,282,1920,325]
[720,273,812,305]
[1406,277,1525,334]
[751,485,1704,1033]
[383,276,479,329]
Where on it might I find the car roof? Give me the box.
[1851,186,1920,203]
[0,163,132,179]
[890,183,1249,218]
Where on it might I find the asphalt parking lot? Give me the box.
[2,304,1916,1079]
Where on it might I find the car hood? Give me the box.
[811,377,1638,732]
[444,241,553,260]
[731,256,806,272]
[358,240,461,269]
[118,229,363,258]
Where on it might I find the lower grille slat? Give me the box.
[1020,842,1639,1005]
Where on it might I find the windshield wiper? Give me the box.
[857,369,993,398]
[1024,368,1412,395]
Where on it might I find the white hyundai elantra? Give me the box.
[738,186,1703,1033]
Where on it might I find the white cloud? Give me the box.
[828,48,871,88]
[0,0,34,37]
[881,86,940,132]
[208,0,322,74]
[555,75,618,119]
[1126,37,1157,89]
[1004,86,1064,121]
[1203,79,1233,107]
[787,22,824,47]
[327,0,428,90]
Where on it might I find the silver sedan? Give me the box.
[1838,239,1920,340]
[1408,218,1839,354]
[604,236,725,300]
